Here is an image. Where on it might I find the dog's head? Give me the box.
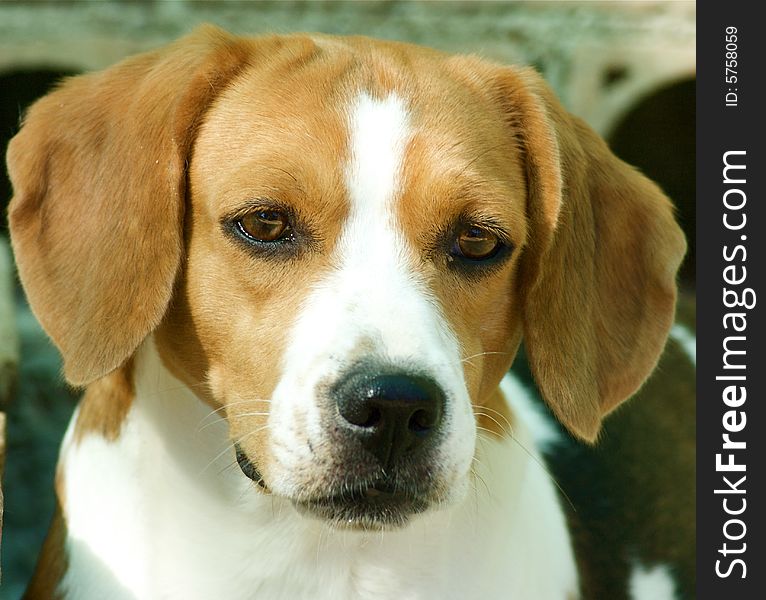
[7,27,685,528]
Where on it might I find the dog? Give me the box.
[7,26,691,599]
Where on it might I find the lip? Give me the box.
[235,444,268,490]
[234,444,441,527]
[293,480,432,529]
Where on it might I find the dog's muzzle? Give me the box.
[236,366,450,528]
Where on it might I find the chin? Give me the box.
[293,485,434,530]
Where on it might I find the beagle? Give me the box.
[7,26,690,599]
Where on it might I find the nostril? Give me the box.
[409,408,435,434]
[339,396,384,429]
[358,406,382,428]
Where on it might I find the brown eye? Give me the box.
[454,224,502,260]
[237,209,291,242]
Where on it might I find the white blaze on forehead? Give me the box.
[345,92,410,212]
[265,91,475,495]
[335,91,425,356]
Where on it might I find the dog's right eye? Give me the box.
[235,209,292,243]
[453,224,502,261]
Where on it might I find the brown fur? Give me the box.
[23,504,68,600]
[73,359,134,443]
[6,26,253,386]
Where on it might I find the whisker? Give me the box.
[473,410,576,512]
[460,350,510,363]
[499,425,578,514]
[200,424,270,475]
[196,399,272,428]
[201,444,240,476]
[475,403,513,423]
[475,425,503,439]
[461,359,479,371]
[234,412,272,418]
[316,522,327,568]
[134,380,213,404]
[470,465,492,499]
[197,411,272,433]
[196,416,229,432]
[218,458,243,478]
[232,424,271,449]
[473,410,513,437]
[202,398,272,417]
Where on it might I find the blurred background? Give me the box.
[0,1,695,596]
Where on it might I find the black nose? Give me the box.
[333,370,445,467]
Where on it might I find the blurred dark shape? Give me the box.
[1,69,77,232]
[609,78,696,287]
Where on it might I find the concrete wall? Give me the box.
[0,0,695,135]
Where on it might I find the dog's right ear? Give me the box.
[7,25,251,385]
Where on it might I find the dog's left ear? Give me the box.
[7,25,251,385]
[493,67,687,442]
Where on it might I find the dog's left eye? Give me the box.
[453,224,502,261]
[236,209,292,243]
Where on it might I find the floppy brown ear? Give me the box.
[7,25,251,385]
[498,68,687,442]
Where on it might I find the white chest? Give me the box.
[57,353,578,600]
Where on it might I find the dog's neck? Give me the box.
[56,339,578,600]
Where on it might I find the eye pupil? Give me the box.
[455,224,501,260]
[238,209,291,242]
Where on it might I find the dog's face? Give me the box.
[7,28,686,529]
[156,55,528,526]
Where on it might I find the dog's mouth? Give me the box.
[292,478,432,529]
[235,444,268,490]
[236,444,434,528]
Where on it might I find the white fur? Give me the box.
[500,372,561,452]
[629,562,678,600]
[669,323,696,366]
[58,407,147,598]
[58,345,578,599]
[267,92,475,499]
